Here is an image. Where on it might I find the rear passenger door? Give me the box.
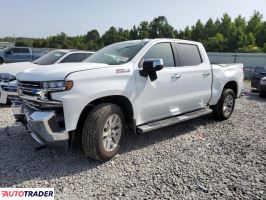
[175,43,212,112]
[20,48,32,62]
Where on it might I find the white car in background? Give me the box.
[0,50,94,104]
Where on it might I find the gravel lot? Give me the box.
[0,82,265,200]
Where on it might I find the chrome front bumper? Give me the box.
[15,104,69,143]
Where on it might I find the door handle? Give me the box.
[203,72,210,76]
[171,74,181,79]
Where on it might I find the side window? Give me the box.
[13,48,21,54]
[176,43,202,66]
[20,48,30,53]
[84,53,93,60]
[143,43,175,67]
[255,67,264,73]
[60,53,85,63]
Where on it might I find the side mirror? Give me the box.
[140,58,164,81]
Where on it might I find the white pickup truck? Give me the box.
[15,39,244,161]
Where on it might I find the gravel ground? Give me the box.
[0,82,265,200]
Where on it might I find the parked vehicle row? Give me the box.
[12,39,244,161]
[259,77,266,97]
[0,50,94,104]
[0,46,44,64]
[250,66,266,97]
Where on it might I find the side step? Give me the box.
[137,108,212,133]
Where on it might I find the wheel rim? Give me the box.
[223,94,234,117]
[102,114,122,152]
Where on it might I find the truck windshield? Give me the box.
[84,40,149,65]
[33,51,67,65]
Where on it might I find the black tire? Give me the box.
[211,88,235,120]
[0,58,3,65]
[259,91,266,98]
[82,103,125,161]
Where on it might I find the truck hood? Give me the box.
[16,62,110,81]
[0,62,38,76]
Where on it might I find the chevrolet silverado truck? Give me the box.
[14,39,244,161]
[0,47,43,64]
[0,50,94,104]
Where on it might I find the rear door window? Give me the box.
[60,53,86,63]
[83,53,93,60]
[20,48,30,53]
[11,48,30,54]
[175,43,202,66]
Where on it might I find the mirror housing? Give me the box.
[140,58,164,81]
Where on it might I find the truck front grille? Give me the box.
[18,81,43,97]
[18,81,42,89]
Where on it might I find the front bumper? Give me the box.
[0,82,18,104]
[15,104,69,144]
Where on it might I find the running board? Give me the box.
[137,108,212,133]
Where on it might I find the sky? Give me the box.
[0,0,266,38]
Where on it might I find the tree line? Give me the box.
[1,11,266,53]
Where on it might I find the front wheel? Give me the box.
[82,103,125,161]
[211,88,235,120]
[0,58,3,65]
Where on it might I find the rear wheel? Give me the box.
[259,90,266,98]
[211,88,235,120]
[82,103,125,161]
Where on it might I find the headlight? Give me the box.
[41,80,73,91]
[260,79,266,85]
[0,73,16,82]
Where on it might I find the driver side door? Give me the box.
[4,48,17,63]
[134,42,183,125]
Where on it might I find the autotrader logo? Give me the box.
[0,188,54,199]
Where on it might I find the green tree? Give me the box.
[256,22,266,48]
[130,25,139,40]
[102,27,121,46]
[205,33,226,52]
[86,30,100,41]
[191,20,204,41]
[246,11,263,34]
[149,16,175,38]
[204,19,216,39]
[219,13,233,39]
[178,26,192,40]
[138,21,150,39]
[15,40,31,47]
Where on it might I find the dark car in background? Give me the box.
[251,66,266,90]
[259,76,266,97]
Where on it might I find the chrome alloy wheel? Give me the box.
[223,94,234,117]
[102,114,122,152]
